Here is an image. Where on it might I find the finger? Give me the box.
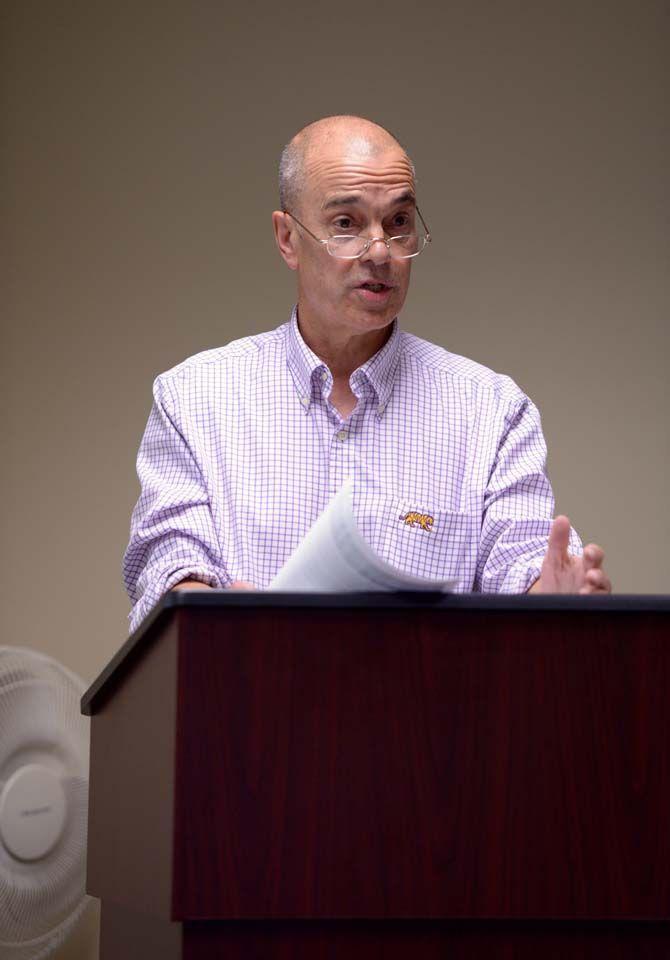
[579,569,612,594]
[229,580,256,590]
[587,568,612,592]
[546,515,571,565]
[583,543,605,571]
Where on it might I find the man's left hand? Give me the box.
[528,515,612,594]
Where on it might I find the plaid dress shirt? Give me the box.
[123,309,581,632]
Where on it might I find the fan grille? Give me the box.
[0,647,89,953]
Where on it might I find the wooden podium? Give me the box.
[82,593,670,958]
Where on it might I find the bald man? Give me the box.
[123,115,610,632]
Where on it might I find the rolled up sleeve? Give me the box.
[475,396,582,593]
[123,376,230,633]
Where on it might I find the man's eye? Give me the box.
[391,214,411,230]
[333,218,355,232]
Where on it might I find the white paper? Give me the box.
[267,479,455,593]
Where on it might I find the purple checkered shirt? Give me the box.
[124,309,581,631]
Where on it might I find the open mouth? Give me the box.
[355,281,394,304]
[358,282,392,293]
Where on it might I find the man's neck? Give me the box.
[297,315,391,419]
[296,310,393,382]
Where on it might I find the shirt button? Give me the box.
[301,396,309,407]
[321,371,328,382]
[336,430,348,442]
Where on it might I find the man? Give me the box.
[123,115,610,632]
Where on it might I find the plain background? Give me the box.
[3,2,668,957]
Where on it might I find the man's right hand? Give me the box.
[171,579,255,590]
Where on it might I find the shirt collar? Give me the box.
[285,307,324,410]
[359,317,401,412]
[285,306,402,414]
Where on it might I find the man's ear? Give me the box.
[272,211,298,271]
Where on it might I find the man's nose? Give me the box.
[361,236,391,265]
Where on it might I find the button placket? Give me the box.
[329,416,356,496]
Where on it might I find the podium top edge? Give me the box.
[81,592,670,716]
[162,590,670,612]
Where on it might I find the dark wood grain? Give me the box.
[171,607,670,921]
[183,919,670,959]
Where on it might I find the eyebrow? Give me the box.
[322,191,416,211]
[322,194,362,210]
[392,191,417,208]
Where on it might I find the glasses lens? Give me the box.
[388,234,426,259]
[326,236,368,259]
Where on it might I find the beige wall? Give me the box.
[3,2,668,954]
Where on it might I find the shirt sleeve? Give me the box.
[123,375,230,633]
[475,395,582,593]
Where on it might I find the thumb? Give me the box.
[546,515,571,565]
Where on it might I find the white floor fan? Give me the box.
[0,646,93,959]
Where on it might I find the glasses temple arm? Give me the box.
[416,205,431,241]
[282,210,325,244]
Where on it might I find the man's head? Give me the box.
[273,115,421,344]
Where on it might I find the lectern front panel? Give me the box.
[170,605,670,920]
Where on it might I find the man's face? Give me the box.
[287,140,417,340]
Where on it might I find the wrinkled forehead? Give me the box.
[302,139,416,210]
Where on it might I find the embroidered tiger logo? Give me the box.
[400,511,434,532]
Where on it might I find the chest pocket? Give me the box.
[353,493,480,592]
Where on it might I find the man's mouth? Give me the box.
[358,281,393,293]
[355,281,395,304]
